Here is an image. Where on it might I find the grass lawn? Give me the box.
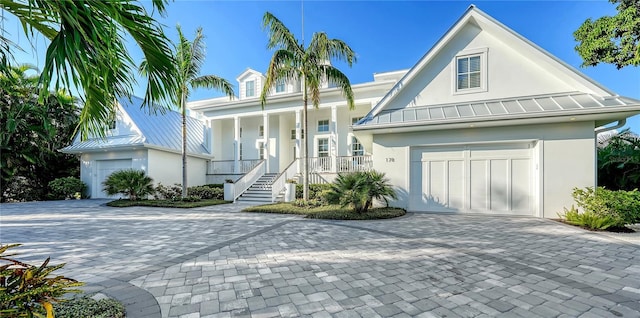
[243,203,406,220]
[106,199,230,208]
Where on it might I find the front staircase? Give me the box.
[236,173,279,203]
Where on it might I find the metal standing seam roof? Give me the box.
[356,92,640,128]
[62,96,210,155]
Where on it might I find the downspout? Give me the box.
[593,119,626,188]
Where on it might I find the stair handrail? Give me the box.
[271,158,300,202]
[233,159,266,201]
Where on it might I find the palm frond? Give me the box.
[262,11,303,54]
[309,32,357,66]
[191,75,234,99]
[261,49,297,107]
[323,65,355,109]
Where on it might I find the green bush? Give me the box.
[54,296,125,318]
[243,203,406,220]
[1,176,43,203]
[155,183,181,200]
[572,187,640,225]
[295,183,332,200]
[0,244,83,318]
[561,206,623,230]
[325,170,397,214]
[203,184,224,189]
[598,130,640,191]
[48,177,87,200]
[187,186,223,200]
[102,169,154,201]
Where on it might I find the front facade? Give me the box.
[65,6,640,215]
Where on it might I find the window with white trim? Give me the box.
[275,80,285,93]
[317,119,329,132]
[259,125,264,137]
[258,141,265,159]
[245,80,255,97]
[351,117,363,125]
[457,55,481,90]
[317,138,329,157]
[291,129,304,139]
[239,142,243,160]
[351,136,364,156]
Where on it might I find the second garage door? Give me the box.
[95,159,133,198]
[409,143,536,215]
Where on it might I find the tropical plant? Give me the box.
[102,169,154,201]
[260,11,357,201]
[1,64,80,202]
[571,186,640,225]
[142,25,234,198]
[561,206,622,230]
[0,244,83,318]
[0,0,178,137]
[48,177,86,200]
[597,129,640,190]
[574,0,640,69]
[53,296,125,318]
[326,170,397,214]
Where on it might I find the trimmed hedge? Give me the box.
[561,187,640,230]
[295,183,332,200]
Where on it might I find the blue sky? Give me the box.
[4,1,640,130]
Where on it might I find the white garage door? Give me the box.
[95,159,132,198]
[410,143,535,215]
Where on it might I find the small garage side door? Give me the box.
[409,144,535,216]
[95,159,132,198]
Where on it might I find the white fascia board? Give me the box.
[354,106,640,133]
[60,143,146,154]
[189,80,394,112]
[143,144,213,159]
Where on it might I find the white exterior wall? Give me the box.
[80,149,148,198]
[372,121,596,218]
[147,149,208,187]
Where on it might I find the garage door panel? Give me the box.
[96,159,132,198]
[411,144,535,216]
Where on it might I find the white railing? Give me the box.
[208,159,262,174]
[271,159,300,202]
[233,160,265,201]
[336,155,372,172]
[308,155,372,173]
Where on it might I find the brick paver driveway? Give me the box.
[1,200,640,318]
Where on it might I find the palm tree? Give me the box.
[143,26,234,198]
[260,11,356,201]
[0,0,177,138]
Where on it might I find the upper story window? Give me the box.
[457,55,480,90]
[245,80,255,97]
[317,119,329,132]
[291,129,304,139]
[351,117,363,125]
[258,141,265,159]
[317,138,329,157]
[351,136,364,156]
[259,125,264,137]
[275,80,285,93]
[453,48,488,94]
[108,120,116,130]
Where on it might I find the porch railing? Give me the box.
[271,158,300,202]
[207,159,262,174]
[308,155,372,173]
[232,159,265,201]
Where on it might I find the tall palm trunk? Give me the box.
[181,93,188,198]
[303,95,309,201]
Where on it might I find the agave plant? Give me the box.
[326,170,397,214]
[102,169,154,201]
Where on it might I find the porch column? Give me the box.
[263,113,269,172]
[234,116,241,173]
[331,105,338,172]
[295,109,302,172]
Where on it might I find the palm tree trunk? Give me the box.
[303,96,309,201]
[181,93,188,198]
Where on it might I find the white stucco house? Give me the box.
[64,6,640,217]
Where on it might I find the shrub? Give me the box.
[325,170,397,214]
[0,244,83,318]
[203,184,224,189]
[54,296,125,318]
[561,206,623,230]
[572,187,640,225]
[102,169,154,201]
[598,130,640,191]
[295,183,332,200]
[48,177,87,200]
[188,186,223,200]
[2,176,43,203]
[155,183,181,200]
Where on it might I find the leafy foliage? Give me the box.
[1,65,80,202]
[48,177,86,200]
[260,11,357,200]
[154,183,182,200]
[102,169,154,201]
[53,296,124,318]
[598,130,640,190]
[326,170,397,214]
[563,187,640,228]
[1,0,178,137]
[295,183,333,201]
[0,244,83,318]
[561,206,622,230]
[187,186,224,200]
[243,203,406,220]
[574,0,640,68]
